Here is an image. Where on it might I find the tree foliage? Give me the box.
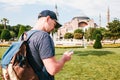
[1,29,11,41]
[74,33,83,39]
[74,29,83,39]
[0,23,32,41]
[1,18,9,29]
[84,28,95,40]
[74,29,83,34]
[18,25,26,38]
[85,28,103,40]
[106,18,120,43]
[0,24,4,29]
[92,29,102,40]
[10,31,16,40]
[64,33,73,39]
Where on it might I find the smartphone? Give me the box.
[68,50,74,54]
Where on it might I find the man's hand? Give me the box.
[62,50,74,61]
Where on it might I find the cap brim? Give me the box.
[55,21,62,28]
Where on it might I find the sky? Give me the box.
[0,0,120,27]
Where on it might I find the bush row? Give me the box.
[55,44,120,48]
[103,43,120,48]
[0,44,10,47]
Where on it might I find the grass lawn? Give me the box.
[55,47,120,80]
[0,47,120,80]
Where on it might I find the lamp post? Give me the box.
[83,27,87,48]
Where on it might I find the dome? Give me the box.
[72,16,90,20]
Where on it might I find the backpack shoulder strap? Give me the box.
[19,30,39,41]
[26,30,39,40]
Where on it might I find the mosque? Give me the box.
[57,16,97,39]
[54,5,110,40]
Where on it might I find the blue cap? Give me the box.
[38,10,61,28]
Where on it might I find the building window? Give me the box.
[78,22,88,27]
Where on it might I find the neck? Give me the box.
[31,21,45,31]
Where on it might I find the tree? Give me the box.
[0,24,4,29]
[1,18,9,29]
[74,29,83,39]
[92,29,102,40]
[0,29,2,39]
[99,27,107,40]
[10,31,16,40]
[64,33,73,39]
[18,25,26,38]
[1,29,11,41]
[12,24,21,37]
[25,25,32,31]
[84,27,95,40]
[106,18,120,44]
[93,34,102,49]
[74,33,83,39]
[103,31,111,39]
[74,29,83,33]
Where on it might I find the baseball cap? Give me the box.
[38,10,62,28]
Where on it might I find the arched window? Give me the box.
[78,22,88,27]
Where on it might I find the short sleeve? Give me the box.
[38,34,55,59]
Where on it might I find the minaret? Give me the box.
[107,7,110,24]
[55,4,59,20]
[99,14,101,27]
[53,4,60,40]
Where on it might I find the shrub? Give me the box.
[93,34,102,49]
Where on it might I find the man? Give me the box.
[28,10,73,80]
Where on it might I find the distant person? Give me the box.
[27,10,73,80]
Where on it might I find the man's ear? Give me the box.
[46,16,50,22]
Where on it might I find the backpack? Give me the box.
[1,30,39,80]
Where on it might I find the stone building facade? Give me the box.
[57,16,97,39]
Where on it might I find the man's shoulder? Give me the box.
[28,30,48,36]
[28,30,50,40]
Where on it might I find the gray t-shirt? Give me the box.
[27,30,55,80]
